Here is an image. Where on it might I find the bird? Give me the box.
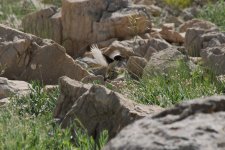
[90,44,123,79]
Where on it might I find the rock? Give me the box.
[104,37,170,61]
[104,96,225,150]
[144,5,162,17]
[159,23,185,43]
[97,38,118,49]
[54,76,163,139]
[179,19,218,33]
[133,0,155,5]
[164,15,184,27]
[192,0,218,6]
[24,0,151,57]
[22,7,62,44]
[185,28,225,56]
[127,56,147,78]
[104,39,140,59]
[201,44,225,75]
[181,7,200,21]
[143,48,194,77]
[42,85,58,93]
[0,98,9,106]
[0,24,90,84]
[0,77,30,99]
[81,75,105,84]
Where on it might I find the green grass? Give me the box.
[164,0,193,9]
[124,61,225,108]
[198,0,225,30]
[0,0,36,20]
[0,0,61,28]
[0,0,36,28]
[0,81,108,149]
[42,0,61,7]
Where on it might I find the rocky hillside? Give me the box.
[1,0,225,149]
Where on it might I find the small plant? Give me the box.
[11,81,59,117]
[164,0,193,9]
[128,14,141,39]
[198,0,225,30]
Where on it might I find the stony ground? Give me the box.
[1,0,225,149]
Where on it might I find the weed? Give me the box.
[198,0,225,30]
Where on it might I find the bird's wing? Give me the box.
[90,44,108,67]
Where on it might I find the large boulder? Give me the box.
[0,24,90,84]
[201,44,225,75]
[53,76,163,139]
[104,96,225,150]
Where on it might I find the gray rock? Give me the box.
[53,76,163,139]
[81,75,105,84]
[179,19,218,33]
[0,77,30,99]
[201,44,225,75]
[0,98,9,106]
[104,37,170,61]
[185,28,225,57]
[143,47,193,77]
[104,96,225,150]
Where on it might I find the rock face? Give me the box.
[23,0,151,58]
[0,24,90,84]
[54,76,162,139]
[201,44,225,75]
[104,96,225,150]
[143,48,193,77]
[0,77,30,99]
